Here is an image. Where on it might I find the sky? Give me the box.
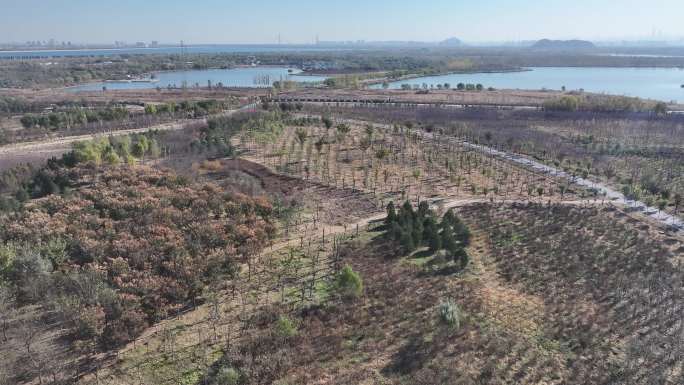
[1,0,683,45]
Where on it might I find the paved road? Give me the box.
[336,116,684,233]
[457,140,684,232]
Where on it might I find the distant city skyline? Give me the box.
[1,0,683,45]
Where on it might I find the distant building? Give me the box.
[150,41,159,48]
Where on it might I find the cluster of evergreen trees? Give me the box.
[0,133,164,212]
[386,201,471,269]
[20,107,130,130]
[145,99,229,117]
[19,100,231,131]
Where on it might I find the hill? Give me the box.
[531,39,596,50]
[439,37,463,46]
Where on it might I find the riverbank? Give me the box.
[362,67,529,87]
[373,66,684,102]
[64,66,326,92]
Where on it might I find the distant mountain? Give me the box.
[440,37,463,47]
[532,39,596,51]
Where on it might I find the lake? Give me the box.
[374,67,684,103]
[69,67,327,92]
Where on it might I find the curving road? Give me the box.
[337,115,684,233]
[459,141,684,231]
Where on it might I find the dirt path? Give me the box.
[0,120,194,156]
[0,106,255,165]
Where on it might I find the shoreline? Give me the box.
[362,67,530,86]
[61,65,310,92]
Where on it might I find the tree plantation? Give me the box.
[1,31,684,385]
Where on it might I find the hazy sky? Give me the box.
[1,0,682,44]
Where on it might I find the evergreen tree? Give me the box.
[456,224,471,247]
[386,201,397,226]
[390,222,402,241]
[335,265,363,299]
[442,209,456,231]
[424,217,442,252]
[412,217,424,247]
[442,228,458,254]
[384,201,471,263]
[400,200,414,223]
[418,201,430,219]
[453,247,469,270]
[400,230,416,253]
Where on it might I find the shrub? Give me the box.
[1,165,276,347]
[274,315,298,338]
[101,307,148,348]
[103,150,121,166]
[72,306,106,340]
[385,201,397,226]
[543,95,580,112]
[0,244,17,285]
[5,248,52,304]
[654,102,668,115]
[543,94,646,112]
[335,265,363,300]
[438,298,461,329]
[214,367,240,385]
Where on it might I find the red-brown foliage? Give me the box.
[1,164,276,347]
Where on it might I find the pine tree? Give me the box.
[390,222,402,241]
[453,247,469,270]
[412,217,424,247]
[457,224,471,247]
[386,201,397,226]
[442,228,457,254]
[400,200,414,224]
[424,217,442,252]
[400,230,416,253]
[442,209,456,231]
[418,201,430,219]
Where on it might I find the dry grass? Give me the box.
[238,117,589,212]
[192,202,682,384]
[279,88,567,107]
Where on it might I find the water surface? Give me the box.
[375,67,684,102]
[69,67,326,92]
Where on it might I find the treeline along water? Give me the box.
[376,67,684,103]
